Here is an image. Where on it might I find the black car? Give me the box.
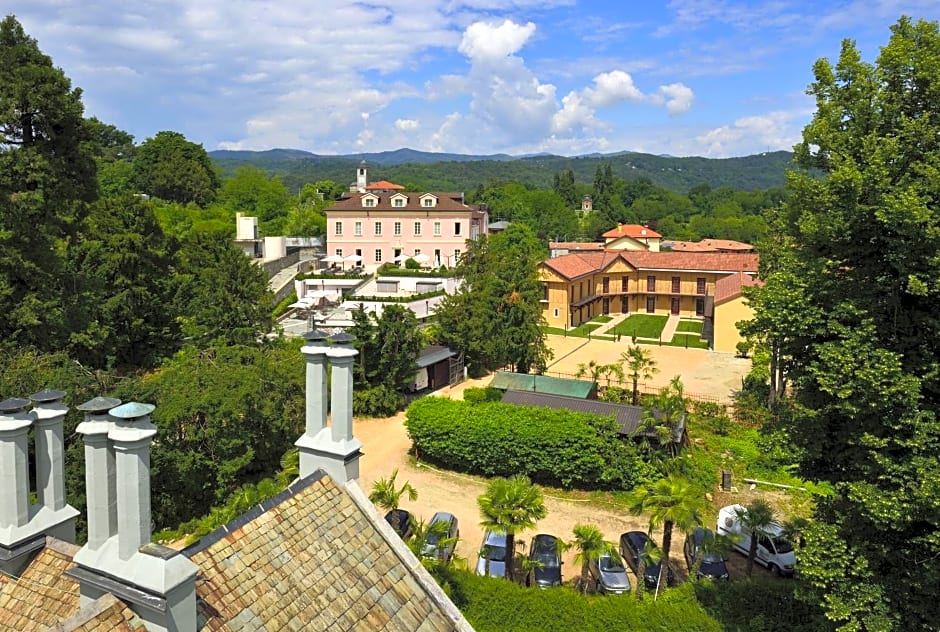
[527,533,562,588]
[384,508,414,539]
[619,531,676,590]
[684,527,730,580]
[421,512,459,562]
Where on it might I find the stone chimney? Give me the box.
[295,331,363,483]
[71,401,198,632]
[0,392,79,576]
[75,397,121,550]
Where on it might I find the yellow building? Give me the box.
[538,250,759,351]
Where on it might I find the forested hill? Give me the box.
[209,148,794,194]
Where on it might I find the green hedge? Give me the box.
[348,289,446,303]
[439,569,721,632]
[405,397,657,489]
[693,577,834,632]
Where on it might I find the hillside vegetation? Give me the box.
[209,148,794,194]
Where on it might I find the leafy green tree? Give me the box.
[516,189,578,241]
[0,15,96,351]
[628,475,703,592]
[638,376,688,456]
[620,345,659,405]
[569,523,617,594]
[477,475,547,582]
[436,223,550,375]
[368,468,418,534]
[734,500,775,577]
[132,130,220,206]
[218,165,291,225]
[173,229,274,345]
[117,341,305,528]
[750,17,940,630]
[553,168,578,207]
[65,194,178,369]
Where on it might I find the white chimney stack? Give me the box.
[72,401,198,632]
[295,330,362,483]
[75,396,121,550]
[0,393,79,576]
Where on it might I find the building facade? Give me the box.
[538,250,759,350]
[325,165,488,270]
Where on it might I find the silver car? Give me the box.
[591,553,631,594]
[421,511,459,563]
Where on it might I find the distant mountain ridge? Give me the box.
[209,147,795,194]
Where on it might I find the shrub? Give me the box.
[693,577,833,632]
[353,384,405,417]
[405,397,654,489]
[437,568,721,631]
[462,387,503,404]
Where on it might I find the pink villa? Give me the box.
[325,162,489,270]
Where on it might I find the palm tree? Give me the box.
[368,469,418,534]
[628,475,704,596]
[688,530,734,581]
[620,345,659,405]
[407,517,455,569]
[637,375,689,457]
[477,475,547,582]
[570,523,618,594]
[634,540,663,601]
[735,499,776,577]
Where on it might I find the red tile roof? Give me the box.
[602,224,662,239]
[541,251,622,279]
[714,271,762,304]
[549,241,605,252]
[667,239,754,252]
[365,180,405,190]
[620,251,759,273]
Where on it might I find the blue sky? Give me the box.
[8,1,940,157]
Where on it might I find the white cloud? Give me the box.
[458,19,536,60]
[582,70,645,106]
[655,83,694,114]
[395,118,420,131]
[695,110,805,156]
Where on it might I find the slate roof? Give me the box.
[499,390,651,436]
[184,471,467,632]
[0,538,144,631]
[328,192,479,213]
[488,372,596,399]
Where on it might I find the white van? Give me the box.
[716,504,797,576]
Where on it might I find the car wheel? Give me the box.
[769,563,780,576]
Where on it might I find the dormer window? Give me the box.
[365,198,375,207]
[390,193,408,207]
[361,193,379,208]
[419,193,438,208]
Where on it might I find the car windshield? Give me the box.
[534,552,559,566]
[600,556,625,573]
[703,551,724,563]
[486,545,506,562]
[773,538,793,554]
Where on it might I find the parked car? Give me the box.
[526,533,562,588]
[475,530,507,578]
[619,531,676,590]
[683,527,730,580]
[589,553,631,594]
[384,508,414,539]
[717,504,797,576]
[421,511,459,563]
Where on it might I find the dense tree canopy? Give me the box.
[132,130,220,206]
[0,15,96,351]
[748,17,940,631]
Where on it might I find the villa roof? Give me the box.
[602,224,662,240]
[541,251,622,280]
[619,251,759,273]
[714,271,761,305]
[328,192,479,213]
[549,241,605,252]
[667,239,754,252]
[365,180,405,190]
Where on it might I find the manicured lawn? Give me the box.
[676,319,704,334]
[610,314,668,339]
[543,316,610,338]
[665,334,709,349]
[594,315,613,323]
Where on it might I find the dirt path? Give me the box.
[356,340,754,583]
